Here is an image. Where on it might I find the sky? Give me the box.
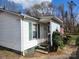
[0,0,79,15]
[53,0,79,22]
[0,0,51,13]
[8,0,51,8]
[53,0,79,14]
[7,0,79,14]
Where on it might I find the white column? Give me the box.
[50,21,53,46]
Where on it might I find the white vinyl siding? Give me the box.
[21,19,38,51]
[50,22,60,33]
[0,12,21,51]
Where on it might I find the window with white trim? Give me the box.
[33,23,38,39]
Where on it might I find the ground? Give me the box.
[0,35,79,59]
[0,45,78,59]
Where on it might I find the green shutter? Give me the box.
[29,22,32,40]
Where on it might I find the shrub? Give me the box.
[52,31,64,49]
[63,35,71,45]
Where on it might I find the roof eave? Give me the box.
[0,8,39,21]
[39,16,63,24]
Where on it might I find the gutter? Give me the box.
[0,8,39,21]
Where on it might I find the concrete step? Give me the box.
[36,49,48,54]
[37,45,48,51]
[38,45,47,49]
[40,44,48,47]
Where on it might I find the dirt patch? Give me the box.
[0,49,48,59]
[0,45,78,59]
[49,45,77,56]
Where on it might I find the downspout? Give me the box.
[20,16,25,56]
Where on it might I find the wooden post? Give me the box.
[48,20,53,52]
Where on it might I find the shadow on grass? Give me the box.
[69,37,79,59]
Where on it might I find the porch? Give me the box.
[24,16,63,55]
[35,16,63,54]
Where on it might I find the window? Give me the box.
[33,23,40,39]
[29,22,40,40]
[33,23,37,38]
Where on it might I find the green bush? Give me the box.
[53,31,64,49]
[63,35,71,45]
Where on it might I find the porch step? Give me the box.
[35,41,49,54]
[37,44,48,50]
[38,46,47,49]
[36,49,48,54]
[40,44,48,48]
[36,44,48,54]
[37,46,48,51]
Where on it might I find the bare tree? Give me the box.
[58,4,64,21]
[64,10,73,33]
[57,1,77,33]
[68,1,76,33]
[26,1,53,18]
[60,1,77,33]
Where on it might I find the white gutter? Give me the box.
[0,8,39,21]
[24,15,38,21]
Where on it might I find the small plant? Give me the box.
[63,35,71,45]
[52,31,64,51]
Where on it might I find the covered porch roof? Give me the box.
[39,16,63,24]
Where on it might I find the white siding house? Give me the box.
[0,9,63,55]
[0,10,39,53]
[0,11,21,51]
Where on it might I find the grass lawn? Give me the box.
[68,35,79,45]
